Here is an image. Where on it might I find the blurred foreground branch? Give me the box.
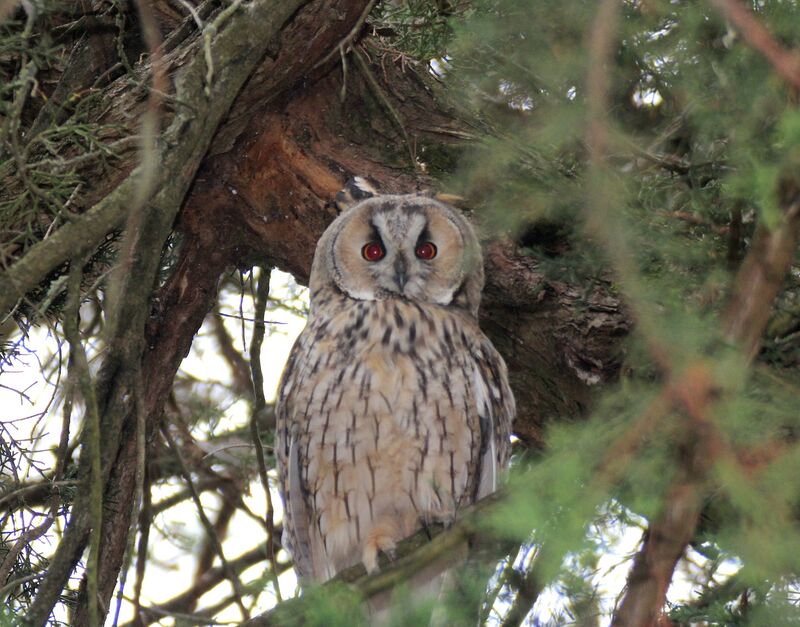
[608,1,800,624]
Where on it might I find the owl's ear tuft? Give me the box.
[434,192,467,208]
[335,177,378,211]
[416,188,468,209]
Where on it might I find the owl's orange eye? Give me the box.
[415,242,437,260]
[362,242,385,261]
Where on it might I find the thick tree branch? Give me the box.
[499,555,544,627]
[62,259,104,627]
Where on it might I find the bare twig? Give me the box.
[352,46,417,169]
[124,542,280,627]
[313,0,376,69]
[248,268,283,601]
[63,257,103,627]
[0,480,77,511]
[210,308,253,397]
[161,426,251,620]
[0,518,54,600]
[216,311,285,325]
[0,573,44,600]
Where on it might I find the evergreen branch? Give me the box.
[0,166,139,322]
[162,426,251,620]
[582,0,673,375]
[709,0,800,92]
[613,5,800,624]
[582,3,712,625]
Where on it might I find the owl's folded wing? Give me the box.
[285,434,315,579]
[471,336,515,500]
[275,334,317,582]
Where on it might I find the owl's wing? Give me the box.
[275,332,316,581]
[471,335,515,500]
[286,433,315,577]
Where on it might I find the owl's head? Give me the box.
[310,190,484,316]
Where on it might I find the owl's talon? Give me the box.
[420,519,433,540]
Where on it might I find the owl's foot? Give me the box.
[419,518,434,540]
[362,526,398,574]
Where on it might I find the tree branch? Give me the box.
[162,426,250,620]
[709,0,800,91]
[242,492,512,626]
[25,2,310,624]
[62,258,104,627]
[613,4,800,624]
[248,268,283,602]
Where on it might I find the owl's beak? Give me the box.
[393,255,408,290]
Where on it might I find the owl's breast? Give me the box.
[282,298,485,578]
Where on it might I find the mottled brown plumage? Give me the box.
[276,191,514,583]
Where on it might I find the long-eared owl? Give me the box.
[275,183,514,582]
